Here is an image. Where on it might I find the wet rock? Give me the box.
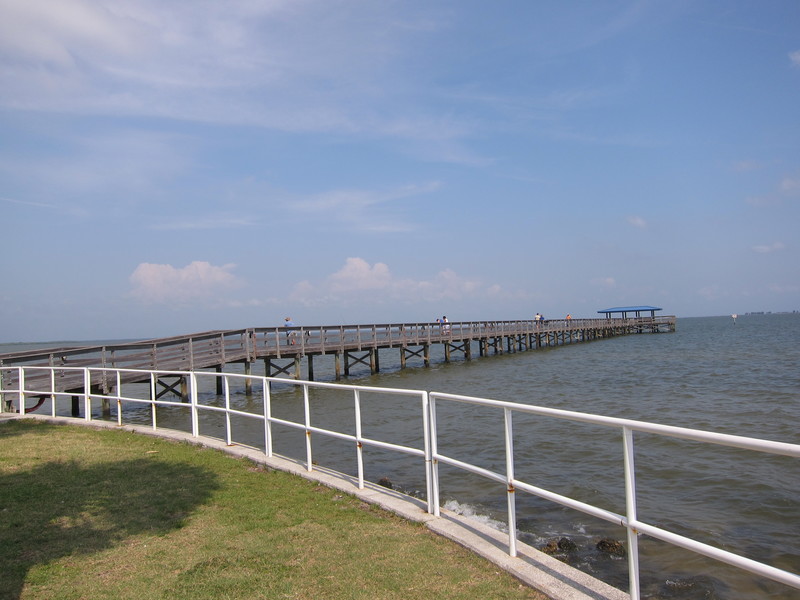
[540,540,559,555]
[557,537,578,553]
[596,538,626,557]
[540,537,577,555]
[377,477,393,489]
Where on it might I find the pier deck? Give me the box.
[1,317,675,404]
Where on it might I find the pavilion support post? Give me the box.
[400,348,407,369]
[307,355,314,381]
[444,343,451,362]
[294,357,301,380]
[102,397,111,418]
[71,395,80,417]
[465,340,472,360]
[216,365,223,395]
[423,343,430,367]
[181,376,188,402]
[334,352,342,380]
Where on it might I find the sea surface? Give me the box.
[3,314,799,599]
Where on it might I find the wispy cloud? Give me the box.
[790,50,800,67]
[627,215,647,228]
[780,177,800,195]
[0,196,60,209]
[290,182,441,233]
[0,0,470,149]
[150,215,259,231]
[592,277,616,288]
[752,242,785,254]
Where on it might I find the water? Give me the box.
[3,314,799,599]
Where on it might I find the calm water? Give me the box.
[4,315,799,599]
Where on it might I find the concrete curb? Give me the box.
[2,415,628,600]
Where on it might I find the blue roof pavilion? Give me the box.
[598,306,662,318]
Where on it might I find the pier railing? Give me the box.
[1,362,797,600]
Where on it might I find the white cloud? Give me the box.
[288,257,499,307]
[129,261,241,304]
[780,177,800,195]
[627,215,647,228]
[592,277,616,288]
[752,242,785,254]
[790,50,800,67]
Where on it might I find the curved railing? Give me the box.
[5,359,793,600]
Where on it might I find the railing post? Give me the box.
[17,367,24,418]
[224,375,232,446]
[116,370,123,426]
[623,426,641,600]
[504,407,518,557]
[429,394,441,517]
[421,391,434,514]
[190,372,199,437]
[303,383,313,471]
[83,368,91,421]
[354,389,364,489]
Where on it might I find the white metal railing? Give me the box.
[428,391,800,600]
[1,365,432,511]
[2,364,797,599]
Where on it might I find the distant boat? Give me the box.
[732,314,738,324]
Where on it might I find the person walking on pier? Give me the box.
[284,317,297,345]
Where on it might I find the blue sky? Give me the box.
[1,0,799,342]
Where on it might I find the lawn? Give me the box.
[0,420,546,599]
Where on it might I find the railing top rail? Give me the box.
[430,391,800,457]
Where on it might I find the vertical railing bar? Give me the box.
[17,367,25,418]
[83,368,91,421]
[623,426,641,600]
[50,368,56,418]
[150,372,158,430]
[429,394,441,517]
[303,383,313,471]
[263,377,272,457]
[224,375,232,446]
[504,407,518,557]
[190,372,199,437]
[421,391,433,514]
[354,389,364,489]
[116,370,122,426]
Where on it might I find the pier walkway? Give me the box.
[1,316,675,405]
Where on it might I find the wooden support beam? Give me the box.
[244,361,253,395]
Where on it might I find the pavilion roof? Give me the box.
[597,306,662,314]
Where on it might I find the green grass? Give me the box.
[0,420,547,600]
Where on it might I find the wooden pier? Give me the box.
[1,317,675,410]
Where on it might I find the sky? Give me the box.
[1,0,799,342]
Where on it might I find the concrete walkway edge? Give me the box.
[3,415,629,600]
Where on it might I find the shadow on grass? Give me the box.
[0,443,220,599]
